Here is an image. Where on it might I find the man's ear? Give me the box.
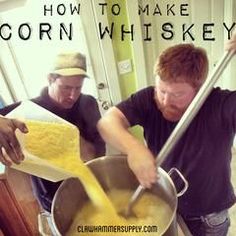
[48,74,56,85]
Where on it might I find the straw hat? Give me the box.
[51,52,89,77]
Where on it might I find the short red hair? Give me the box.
[155,44,209,88]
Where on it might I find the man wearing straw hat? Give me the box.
[98,36,236,236]
[0,52,105,213]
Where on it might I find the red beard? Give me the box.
[155,96,185,122]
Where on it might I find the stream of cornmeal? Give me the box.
[24,120,172,236]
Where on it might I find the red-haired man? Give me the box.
[98,36,236,235]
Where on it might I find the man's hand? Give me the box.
[127,143,158,188]
[0,116,28,166]
[97,107,159,188]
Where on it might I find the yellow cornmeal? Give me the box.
[24,120,117,216]
[67,189,172,236]
[24,121,171,235]
[24,120,80,162]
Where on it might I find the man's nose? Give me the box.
[69,89,79,100]
[162,93,172,106]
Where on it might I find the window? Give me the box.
[0,0,97,100]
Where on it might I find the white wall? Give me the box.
[130,0,236,88]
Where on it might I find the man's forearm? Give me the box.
[97,113,143,155]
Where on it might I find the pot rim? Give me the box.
[52,154,180,235]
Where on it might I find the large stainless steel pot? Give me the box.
[51,155,188,236]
